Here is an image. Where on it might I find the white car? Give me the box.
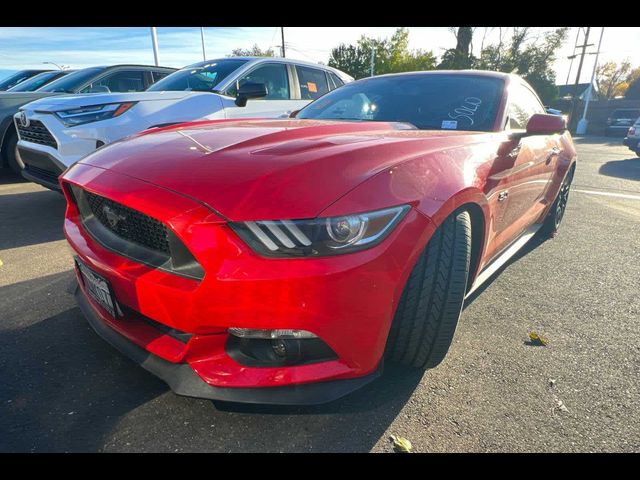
[14,57,352,190]
[623,118,640,157]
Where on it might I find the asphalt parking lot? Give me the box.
[0,137,638,453]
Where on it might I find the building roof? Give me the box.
[558,83,596,98]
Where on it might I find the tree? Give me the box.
[229,44,275,57]
[328,28,436,80]
[474,27,569,103]
[625,68,640,99]
[596,60,631,99]
[438,27,474,70]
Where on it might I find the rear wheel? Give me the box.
[386,210,471,369]
[3,128,21,175]
[542,167,574,235]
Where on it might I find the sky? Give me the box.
[0,27,638,86]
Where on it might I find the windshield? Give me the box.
[147,59,248,92]
[297,74,504,132]
[38,67,103,93]
[8,71,69,92]
[0,70,43,90]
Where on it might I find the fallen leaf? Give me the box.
[390,434,413,453]
[528,331,548,346]
[555,399,569,413]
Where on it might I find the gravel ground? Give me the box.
[0,137,638,452]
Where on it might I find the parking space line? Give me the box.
[573,189,640,201]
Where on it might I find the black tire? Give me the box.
[541,166,574,235]
[3,128,21,175]
[386,210,472,369]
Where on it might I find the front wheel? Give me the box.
[385,210,471,369]
[3,129,21,175]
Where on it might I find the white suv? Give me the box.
[15,57,352,190]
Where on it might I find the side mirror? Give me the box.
[289,109,300,118]
[235,82,268,107]
[525,113,566,136]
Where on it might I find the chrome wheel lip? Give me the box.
[554,174,572,228]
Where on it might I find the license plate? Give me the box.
[75,257,121,318]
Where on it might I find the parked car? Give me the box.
[0,69,52,91]
[60,70,577,405]
[0,64,176,175]
[16,57,352,191]
[7,70,71,92]
[623,119,640,156]
[606,108,640,137]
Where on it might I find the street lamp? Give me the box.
[43,61,64,70]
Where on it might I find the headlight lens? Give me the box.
[230,205,410,257]
[54,102,136,127]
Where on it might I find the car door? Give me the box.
[489,81,560,257]
[222,62,306,119]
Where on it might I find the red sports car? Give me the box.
[60,71,577,405]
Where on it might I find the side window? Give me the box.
[80,70,146,93]
[508,83,545,130]
[296,66,330,100]
[226,63,290,100]
[329,72,344,89]
[151,71,172,83]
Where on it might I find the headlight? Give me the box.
[230,205,410,257]
[54,102,136,127]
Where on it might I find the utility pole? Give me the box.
[280,27,286,58]
[370,48,375,77]
[569,27,592,133]
[576,27,605,135]
[150,27,160,66]
[565,27,582,85]
[200,27,207,61]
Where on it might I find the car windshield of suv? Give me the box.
[38,67,104,93]
[0,70,42,90]
[147,59,249,93]
[8,71,69,92]
[297,74,504,131]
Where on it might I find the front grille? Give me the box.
[17,119,57,149]
[67,184,204,280]
[84,191,171,255]
[24,164,60,185]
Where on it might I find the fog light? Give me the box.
[272,339,288,357]
[226,329,336,367]
[227,328,317,339]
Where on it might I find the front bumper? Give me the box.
[61,164,433,402]
[623,136,639,152]
[18,144,66,191]
[75,284,382,405]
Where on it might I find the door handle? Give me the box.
[508,145,521,158]
[546,146,561,164]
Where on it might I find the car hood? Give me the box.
[78,118,482,221]
[22,91,197,111]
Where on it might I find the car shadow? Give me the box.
[0,271,423,452]
[463,229,550,310]
[0,169,27,185]
[0,189,66,250]
[598,157,640,181]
